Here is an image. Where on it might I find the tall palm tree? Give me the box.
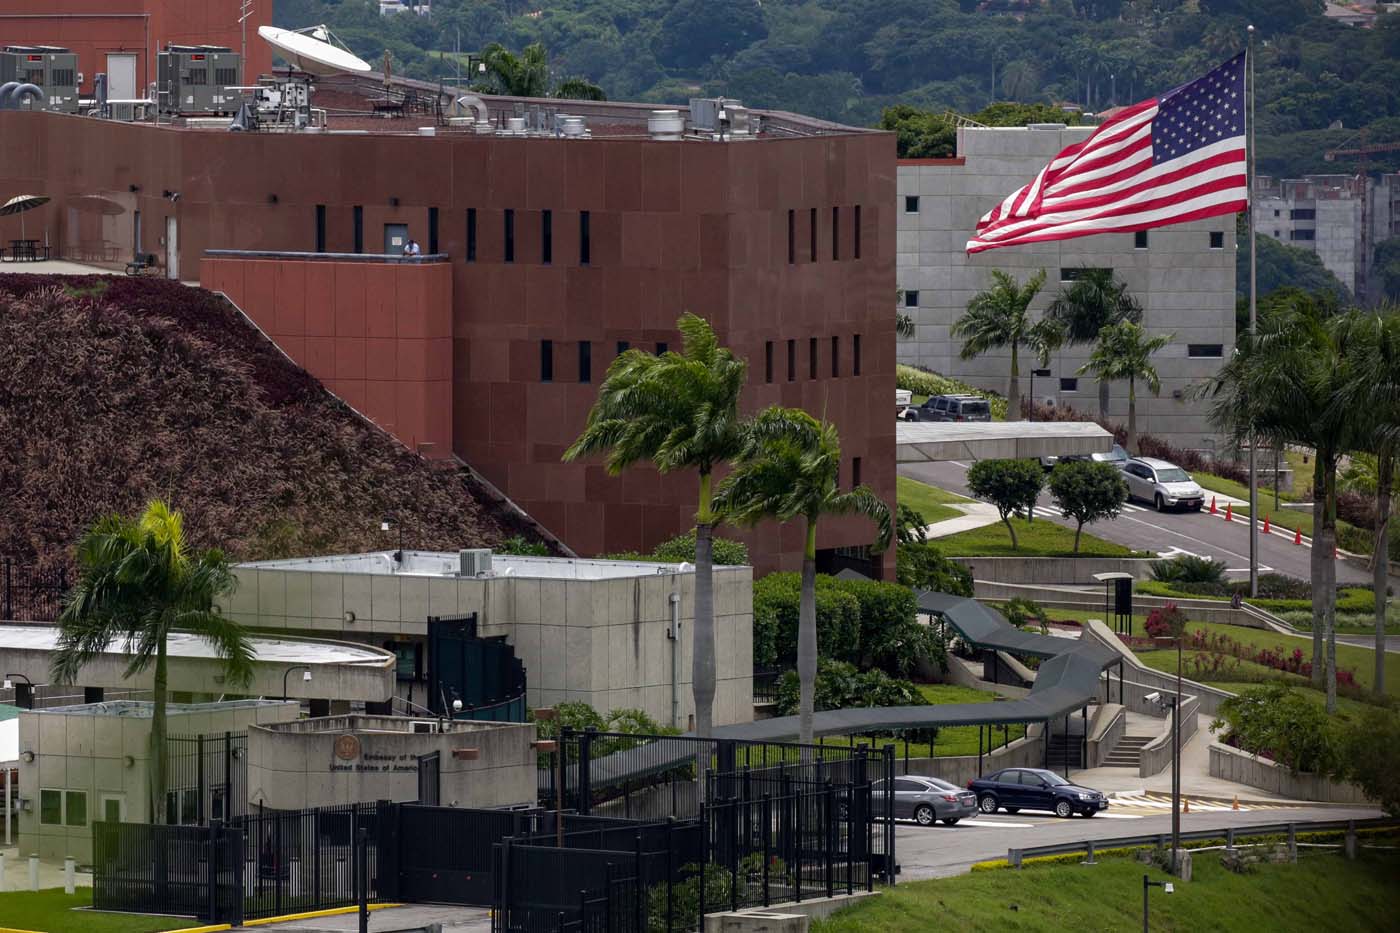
[1045,267,1142,418]
[477,41,605,100]
[52,500,254,823]
[715,408,892,744]
[1077,322,1172,457]
[564,313,746,738]
[953,269,1059,420]
[1198,297,1355,711]
[1331,306,1400,697]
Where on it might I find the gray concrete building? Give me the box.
[225,552,754,731]
[897,125,1237,448]
[1254,174,1365,298]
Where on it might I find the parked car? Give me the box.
[1057,443,1130,470]
[1122,457,1206,511]
[871,775,980,826]
[967,768,1108,818]
[906,394,993,423]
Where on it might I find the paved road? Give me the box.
[901,460,1386,588]
[893,803,1384,879]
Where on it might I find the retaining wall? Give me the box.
[894,729,1045,786]
[1208,742,1374,805]
[1085,704,1126,770]
[952,557,1159,585]
[1138,693,1200,779]
[1083,619,1237,716]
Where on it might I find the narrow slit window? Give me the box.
[765,341,774,383]
[428,206,439,254]
[853,334,862,376]
[852,457,862,489]
[580,210,591,265]
[540,340,553,382]
[504,209,515,263]
[854,205,861,259]
[810,207,817,262]
[787,209,795,264]
[315,204,326,252]
[542,209,552,265]
[578,340,591,383]
[832,206,840,260]
[466,208,477,262]
[353,205,363,253]
[787,339,796,382]
[656,341,668,355]
[809,336,818,379]
[831,336,840,377]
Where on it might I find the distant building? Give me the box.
[1253,174,1370,300]
[897,124,1236,448]
[379,0,432,14]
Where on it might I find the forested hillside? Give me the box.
[275,0,1400,178]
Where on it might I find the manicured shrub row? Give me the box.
[895,364,1009,419]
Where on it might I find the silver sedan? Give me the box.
[873,776,980,826]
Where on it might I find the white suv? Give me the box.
[1122,457,1206,512]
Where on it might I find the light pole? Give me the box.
[381,516,404,563]
[3,673,34,710]
[1142,874,1174,931]
[282,666,311,702]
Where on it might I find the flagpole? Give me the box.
[1247,24,1259,599]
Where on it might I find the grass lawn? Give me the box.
[897,476,971,525]
[840,684,1026,759]
[1131,620,1398,699]
[937,515,1144,558]
[1194,471,1301,503]
[0,888,191,933]
[813,844,1400,932]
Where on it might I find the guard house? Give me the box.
[225,550,755,731]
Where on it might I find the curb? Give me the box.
[158,903,403,933]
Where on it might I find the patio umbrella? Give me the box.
[0,194,50,242]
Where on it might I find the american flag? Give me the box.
[966,54,1247,254]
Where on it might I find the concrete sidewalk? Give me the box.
[236,904,490,931]
[922,502,1002,539]
[0,846,93,892]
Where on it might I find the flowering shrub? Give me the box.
[1181,628,1359,688]
[1144,603,1187,639]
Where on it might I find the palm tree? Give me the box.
[477,42,605,100]
[715,408,892,745]
[1045,268,1142,418]
[1331,306,1400,697]
[952,269,1059,420]
[564,313,746,738]
[51,500,254,823]
[895,289,915,340]
[1198,297,1355,711]
[1077,322,1172,457]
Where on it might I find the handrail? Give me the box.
[1005,816,1396,867]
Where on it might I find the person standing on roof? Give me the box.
[403,238,421,257]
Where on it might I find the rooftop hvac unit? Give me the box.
[688,97,753,138]
[0,46,79,113]
[157,45,241,115]
[458,548,493,577]
[410,720,438,734]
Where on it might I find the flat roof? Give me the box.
[0,625,388,666]
[897,420,1114,463]
[240,550,716,580]
[27,699,286,718]
[259,713,520,735]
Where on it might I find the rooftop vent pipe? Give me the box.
[648,109,683,141]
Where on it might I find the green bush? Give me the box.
[1151,554,1228,586]
[1212,684,1341,775]
[774,659,927,717]
[1337,707,1400,817]
[752,573,861,670]
[498,534,551,556]
[533,701,677,766]
[896,364,1008,419]
[896,540,974,597]
[1002,597,1047,631]
[650,529,749,566]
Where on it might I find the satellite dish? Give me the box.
[258,24,371,77]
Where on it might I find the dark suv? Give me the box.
[967,768,1108,818]
[908,394,992,423]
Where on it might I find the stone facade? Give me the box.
[897,126,1237,448]
[15,699,298,863]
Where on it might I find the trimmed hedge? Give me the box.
[896,364,1008,419]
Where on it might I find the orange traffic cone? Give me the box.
[1209,496,1217,514]
[1294,526,1303,545]
[1225,503,1233,522]
[1263,515,1271,535]
[1232,795,1240,811]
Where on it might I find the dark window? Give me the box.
[1209,231,1224,249]
[541,209,552,264]
[1273,208,1280,217]
[904,196,919,214]
[853,334,862,376]
[466,208,477,262]
[580,210,591,265]
[540,340,553,382]
[1060,267,1110,282]
[1290,208,1316,221]
[504,209,515,262]
[40,789,61,825]
[1134,230,1148,249]
[787,338,796,381]
[854,205,862,259]
[315,204,326,252]
[1188,344,1224,358]
[1060,377,1079,392]
[810,207,817,262]
[65,790,86,827]
[893,778,924,793]
[765,341,774,383]
[832,206,840,260]
[852,456,862,488]
[616,340,630,356]
[353,205,363,253]
[809,336,818,379]
[656,342,668,355]
[428,206,439,254]
[787,209,795,264]
[904,290,919,308]
[831,336,840,377]
[1290,229,1315,241]
[579,340,592,383]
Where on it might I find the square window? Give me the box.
[41,789,61,825]
[1188,344,1224,358]
[1060,378,1078,392]
[616,340,630,356]
[904,196,919,214]
[656,342,668,355]
[1134,230,1148,249]
[1210,231,1224,249]
[66,790,87,827]
[904,290,919,308]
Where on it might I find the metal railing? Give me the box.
[752,670,781,704]
[2,556,67,621]
[1005,816,1398,868]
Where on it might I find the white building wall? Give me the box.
[897,125,1237,447]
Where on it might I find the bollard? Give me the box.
[28,854,39,891]
[1344,821,1357,860]
[64,856,75,894]
[1226,827,1235,851]
[1009,848,1022,869]
[1083,841,1096,866]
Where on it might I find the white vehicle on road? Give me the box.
[1122,457,1206,512]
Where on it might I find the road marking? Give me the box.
[934,819,1038,829]
[1090,812,1146,819]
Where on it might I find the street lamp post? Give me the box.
[1142,874,1174,931]
[381,516,404,562]
[3,673,35,710]
[282,666,312,702]
[1172,633,1182,868]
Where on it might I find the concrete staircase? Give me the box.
[1101,735,1154,769]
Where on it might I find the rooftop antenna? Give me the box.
[238,1,254,85]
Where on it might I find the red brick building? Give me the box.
[0,93,896,575]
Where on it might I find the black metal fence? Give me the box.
[1,557,67,622]
[752,671,781,704]
[166,732,247,825]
